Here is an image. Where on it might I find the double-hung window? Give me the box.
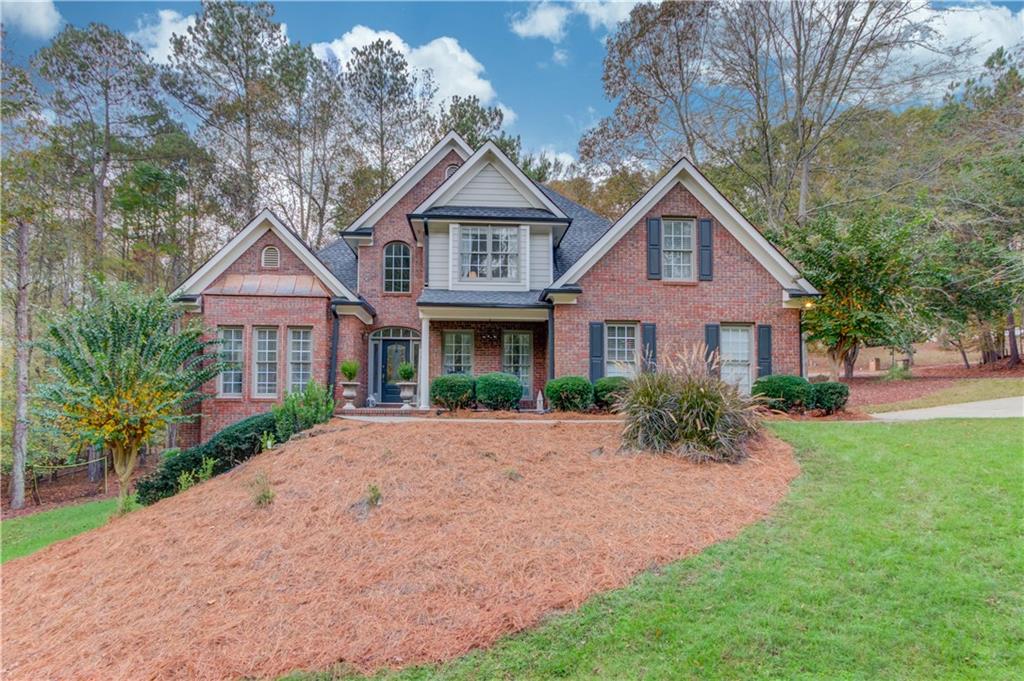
[383,242,411,293]
[218,327,243,396]
[288,328,312,393]
[253,327,279,397]
[502,331,532,398]
[662,218,695,281]
[443,331,473,375]
[605,323,638,378]
[460,226,519,281]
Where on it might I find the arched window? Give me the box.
[383,241,411,293]
[261,245,280,268]
[444,163,459,179]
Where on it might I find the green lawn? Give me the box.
[285,419,1023,680]
[866,377,1024,413]
[0,498,117,563]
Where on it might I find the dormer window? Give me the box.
[460,226,519,281]
[444,163,459,179]
[261,245,280,269]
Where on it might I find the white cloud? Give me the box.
[1,0,62,39]
[537,145,576,168]
[128,9,195,64]
[510,2,572,42]
[313,25,513,121]
[497,103,518,126]
[552,47,569,65]
[573,1,637,31]
[911,3,1024,68]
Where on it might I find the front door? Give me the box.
[380,339,410,403]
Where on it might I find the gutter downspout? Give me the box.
[327,307,340,394]
[798,309,805,378]
[547,306,555,382]
[423,219,429,287]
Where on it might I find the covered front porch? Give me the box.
[416,300,552,409]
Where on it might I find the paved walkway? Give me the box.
[340,415,620,424]
[871,396,1024,422]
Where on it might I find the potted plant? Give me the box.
[396,361,417,409]
[339,359,360,410]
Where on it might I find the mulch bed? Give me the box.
[845,362,1024,408]
[1,421,798,680]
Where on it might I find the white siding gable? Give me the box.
[428,224,450,289]
[529,227,553,289]
[447,163,542,208]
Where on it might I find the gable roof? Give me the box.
[172,209,359,301]
[316,238,359,291]
[537,184,613,279]
[412,140,569,219]
[345,131,473,232]
[551,158,819,295]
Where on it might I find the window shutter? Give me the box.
[589,322,605,382]
[757,324,773,377]
[641,323,657,371]
[698,219,713,281]
[646,218,662,280]
[704,323,720,374]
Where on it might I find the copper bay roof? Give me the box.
[204,274,329,296]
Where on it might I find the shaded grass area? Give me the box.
[286,419,1023,680]
[865,378,1024,413]
[1,498,117,564]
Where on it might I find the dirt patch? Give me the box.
[437,409,621,420]
[1,421,798,680]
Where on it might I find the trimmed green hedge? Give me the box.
[430,374,476,410]
[476,372,523,410]
[752,374,811,412]
[136,411,275,506]
[809,381,850,414]
[545,376,594,412]
[594,376,629,411]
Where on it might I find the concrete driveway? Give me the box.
[872,396,1024,421]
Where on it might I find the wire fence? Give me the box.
[29,457,107,506]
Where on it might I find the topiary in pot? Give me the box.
[476,372,523,410]
[544,376,594,412]
[430,374,476,410]
[396,361,417,409]
[752,374,811,412]
[593,376,629,411]
[397,361,415,381]
[339,359,360,410]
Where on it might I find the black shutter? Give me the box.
[698,218,713,281]
[757,324,773,377]
[641,323,657,371]
[589,322,605,382]
[646,218,662,280]
[704,323,720,374]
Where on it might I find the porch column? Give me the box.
[418,316,430,408]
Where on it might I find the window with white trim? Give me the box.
[253,327,279,397]
[218,327,243,396]
[261,245,280,268]
[605,323,638,378]
[662,218,695,281]
[459,226,519,281]
[443,331,473,375]
[445,163,459,179]
[288,328,312,393]
[383,242,411,293]
[502,331,532,398]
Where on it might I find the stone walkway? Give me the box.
[871,396,1024,422]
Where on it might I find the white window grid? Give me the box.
[663,218,695,281]
[606,323,638,378]
[253,327,279,397]
[459,226,519,281]
[288,328,312,393]
[502,331,532,398]
[383,242,411,293]
[218,327,243,396]
[443,331,473,375]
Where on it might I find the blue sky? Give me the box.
[3,1,1023,162]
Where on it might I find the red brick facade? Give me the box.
[553,183,800,378]
[181,153,803,444]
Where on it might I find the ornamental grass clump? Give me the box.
[619,344,761,463]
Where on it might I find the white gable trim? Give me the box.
[172,209,359,301]
[412,141,568,219]
[552,158,819,295]
[346,131,473,232]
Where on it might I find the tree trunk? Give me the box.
[1007,310,1020,367]
[797,156,810,226]
[87,445,103,483]
[111,441,140,514]
[953,336,970,369]
[843,342,860,379]
[10,218,32,510]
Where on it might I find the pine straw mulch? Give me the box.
[1,421,798,681]
[845,362,1024,408]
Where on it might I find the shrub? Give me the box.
[884,363,911,381]
[397,361,415,381]
[273,380,334,443]
[809,381,850,414]
[476,372,523,410]
[620,345,761,463]
[340,359,359,381]
[752,374,812,412]
[593,376,629,411]
[430,374,476,410]
[135,411,275,505]
[545,376,594,411]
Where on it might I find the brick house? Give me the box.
[173,132,818,445]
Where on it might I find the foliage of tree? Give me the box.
[436,94,521,159]
[34,281,222,512]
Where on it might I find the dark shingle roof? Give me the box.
[417,288,549,308]
[415,205,563,221]
[316,239,358,291]
[537,185,612,280]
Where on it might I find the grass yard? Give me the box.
[864,378,1024,413]
[1,498,117,563]
[293,419,1024,680]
